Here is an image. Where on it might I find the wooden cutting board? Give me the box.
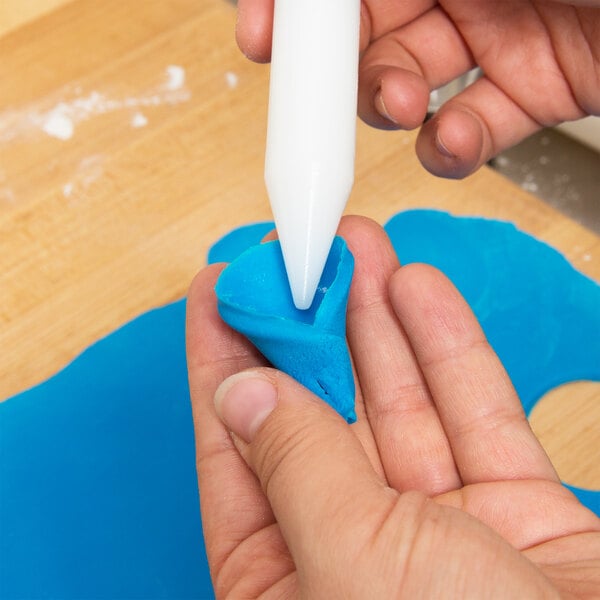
[1,0,598,490]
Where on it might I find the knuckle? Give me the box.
[252,416,320,498]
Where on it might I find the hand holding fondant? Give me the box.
[236,0,600,178]
[187,216,600,599]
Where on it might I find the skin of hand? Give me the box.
[186,216,600,599]
[235,0,600,178]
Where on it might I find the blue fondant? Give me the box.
[207,221,275,264]
[0,300,213,599]
[0,211,598,600]
[215,237,357,423]
[384,210,600,415]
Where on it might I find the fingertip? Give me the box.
[379,69,430,130]
[340,216,399,280]
[337,216,400,310]
[416,107,487,179]
[389,263,447,309]
[337,215,389,251]
[214,369,279,444]
[235,0,274,63]
[185,264,224,371]
[186,264,226,341]
[261,228,278,242]
[359,67,429,130]
[187,263,225,306]
[390,262,463,308]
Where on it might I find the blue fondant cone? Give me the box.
[216,237,356,423]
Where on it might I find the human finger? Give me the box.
[340,216,461,495]
[389,263,559,484]
[358,7,475,130]
[236,0,274,62]
[436,480,600,551]
[213,367,396,592]
[236,0,436,63]
[414,0,596,178]
[186,265,281,585]
[415,77,544,178]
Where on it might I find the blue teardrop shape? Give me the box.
[216,237,356,423]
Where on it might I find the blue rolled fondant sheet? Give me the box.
[1,210,598,600]
[385,210,600,415]
[0,300,211,599]
[208,221,275,265]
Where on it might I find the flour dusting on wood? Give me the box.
[61,155,105,202]
[224,71,239,90]
[130,112,148,128]
[0,65,189,142]
[165,65,186,91]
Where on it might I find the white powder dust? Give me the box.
[521,181,539,193]
[494,155,510,168]
[0,65,190,143]
[130,112,148,128]
[60,155,105,202]
[62,182,74,198]
[165,65,186,91]
[42,109,75,140]
[224,71,239,90]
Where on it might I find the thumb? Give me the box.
[213,368,392,580]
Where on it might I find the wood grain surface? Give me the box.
[1,0,598,490]
[0,0,69,37]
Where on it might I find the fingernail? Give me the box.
[214,371,278,443]
[375,89,396,124]
[435,129,455,158]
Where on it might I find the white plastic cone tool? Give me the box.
[265,0,361,310]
